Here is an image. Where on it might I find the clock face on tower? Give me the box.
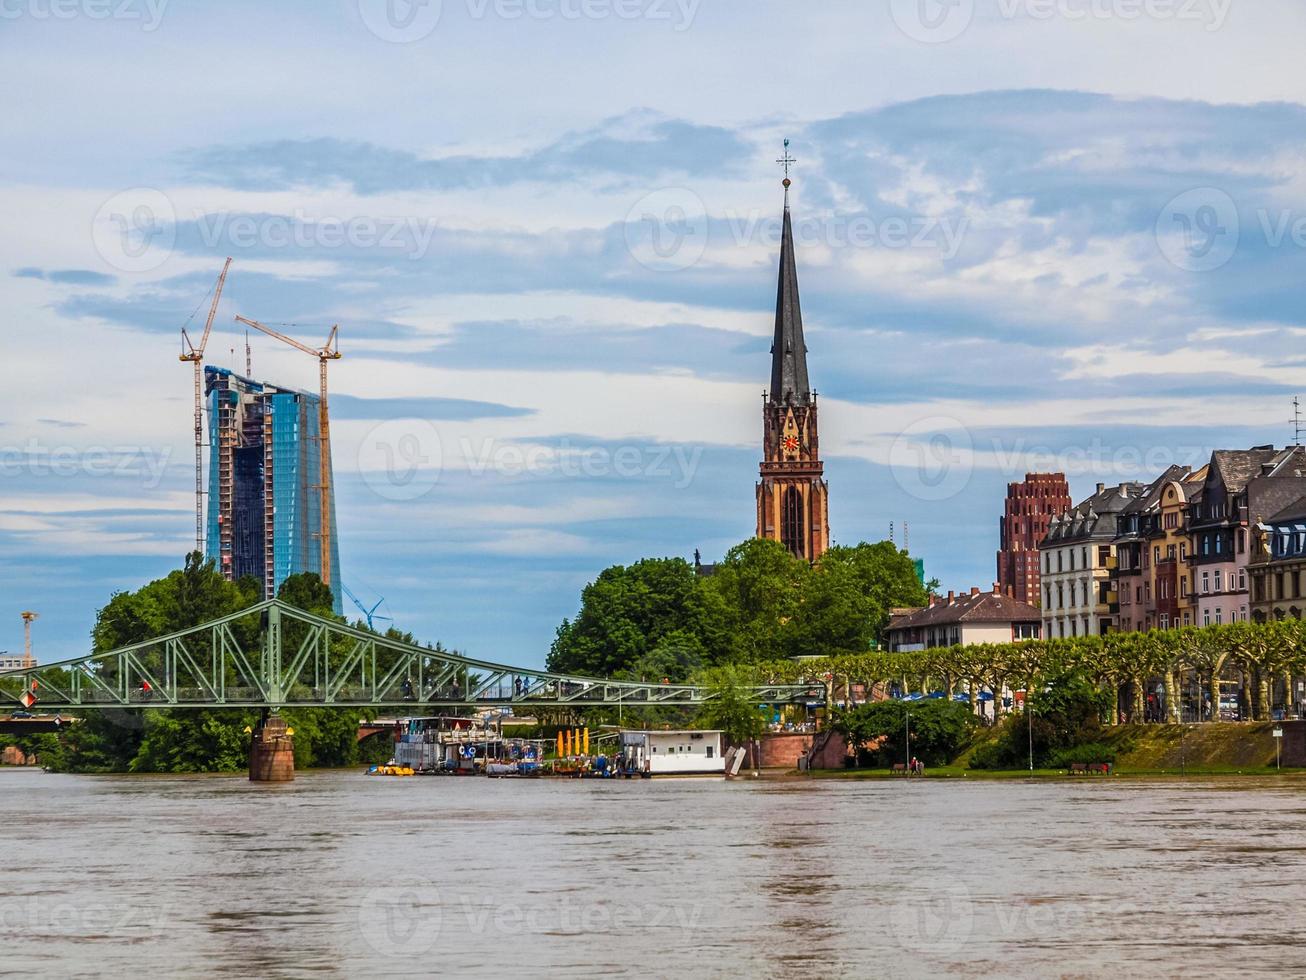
[782,434,799,453]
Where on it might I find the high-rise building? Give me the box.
[205,366,341,613]
[997,472,1071,607]
[756,173,830,561]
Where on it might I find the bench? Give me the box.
[890,763,908,775]
[1069,762,1088,775]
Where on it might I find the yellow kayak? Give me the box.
[368,764,416,777]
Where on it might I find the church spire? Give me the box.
[770,140,810,406]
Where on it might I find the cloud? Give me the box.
[15,267,116,286]
[331,394,533,422]
[182,111,752,195]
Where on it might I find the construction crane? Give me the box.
[180,258,233,556]
[342,584,392,632]
[234,316,341,591]
[20,611,38,668]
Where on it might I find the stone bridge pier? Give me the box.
[249,713,295,782]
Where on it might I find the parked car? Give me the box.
[10,710,33,719]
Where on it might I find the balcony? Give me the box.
[1104,556,1118,570]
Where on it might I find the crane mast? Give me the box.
[179,257,233,557]
[234,315,341,592]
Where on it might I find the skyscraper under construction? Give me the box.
[205,366,342,613]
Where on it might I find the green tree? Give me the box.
[548,557,721,676]
[704,538,807,663]
[834,698,974,767]
[694,665,769,745]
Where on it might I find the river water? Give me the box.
[2,768,1304,978]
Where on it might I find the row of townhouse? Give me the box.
[1038,446,1306,637]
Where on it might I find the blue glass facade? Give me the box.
[204,367,342,614]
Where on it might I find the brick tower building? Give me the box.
[756,163,829,561]
[997,472,1070,607]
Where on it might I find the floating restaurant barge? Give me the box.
[382,718,728,779]
[392,716,545,776]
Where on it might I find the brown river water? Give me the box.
[2,768,1304,978]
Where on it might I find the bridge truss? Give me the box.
[0,600,823,711]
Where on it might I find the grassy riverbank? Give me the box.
[810,721,1301,779]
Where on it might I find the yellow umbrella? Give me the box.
[556,731,564,758]
[583,727,590,756]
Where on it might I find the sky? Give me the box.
[2,0,1306,666]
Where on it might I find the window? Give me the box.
[1164,512,1178,529]
[706,746,713,759]
[1215,536,1223,555]
[1167,544,1176,560]
[1237,528,1246,553]
[1099,545,1111,565]
[1203,609,1211,626]
[1071,619,1078,637]
[1214,570,1223,592]
[1145,582,1152,601]
[1215,607,1222,625]
[1154,546,1161,564]
[1180,577,1188,597]
[1082,547,1088,568]
[1201,571,1209,593]
[1160,614,1169,629]
[1058,552,1063,573]
[1180,543,1187,560]
[1183,611,1191,626]
[780,487,804,558]
[1238,569,1246,591]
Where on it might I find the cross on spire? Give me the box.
[776,139,796,180]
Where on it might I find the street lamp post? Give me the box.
[1027,690,1033,773]
[905,710,912,772]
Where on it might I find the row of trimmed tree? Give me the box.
[750,619,1306,724]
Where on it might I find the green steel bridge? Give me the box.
[0,600,824,712]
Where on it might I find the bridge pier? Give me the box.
[249,713,295,782]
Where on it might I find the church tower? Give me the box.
[756,145,830,561]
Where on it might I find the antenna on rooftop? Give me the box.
[1295,396,1302,446]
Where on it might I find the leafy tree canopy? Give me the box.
[548,538,927,677]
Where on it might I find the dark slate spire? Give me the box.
[770,161,810,406]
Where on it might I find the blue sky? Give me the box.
[3,0,1306,666]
